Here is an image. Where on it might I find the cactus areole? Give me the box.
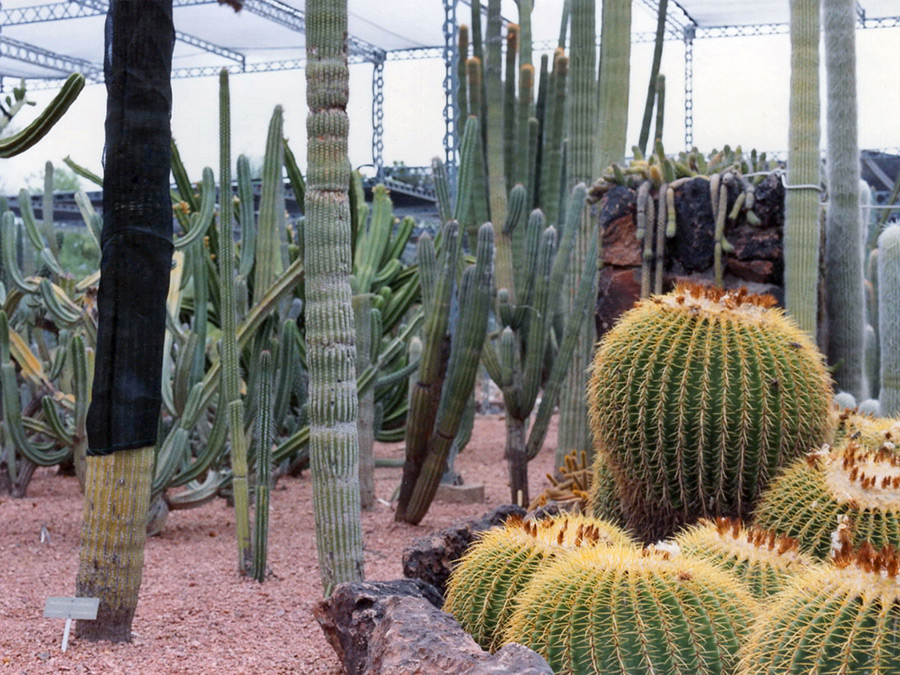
[588,283,833,541]
[86,0,175,456]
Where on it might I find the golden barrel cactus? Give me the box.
[588,283,833,541]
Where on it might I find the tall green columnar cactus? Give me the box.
[539,50,568,227]
[457,24,469,128]
[251,350,273,583]
[353,293,376,510]
[879,225,900,415]
[823,0,864,397]
[637,0,667,155]
[516,0,533,69]
[558,0,597,458]
[217,71,252,575]
[594,0,632,178]
[305,0,364,592]
[485,0,508,239]
[784,0,821,336]
[253,105,287,300]
[503,25,519,198]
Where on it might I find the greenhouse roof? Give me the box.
[1,0,898,84]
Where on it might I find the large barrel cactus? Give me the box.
[739,543,900,675]
[444,513,633,651]
[588,283,833,541]
[504,545,755,675]
[674,518,817,600]
[753,425,900,559]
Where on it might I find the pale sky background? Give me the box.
[1,2,898,194]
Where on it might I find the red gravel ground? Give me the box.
[0,414,558,674]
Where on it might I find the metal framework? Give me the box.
[2,0,898,175]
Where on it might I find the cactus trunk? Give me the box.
[305,0,364,593]
[784,0,821,336]
[823,0,864,397]
[878,225,900,415]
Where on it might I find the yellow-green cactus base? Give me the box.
[504,545,756,675]
[443,513,633,651]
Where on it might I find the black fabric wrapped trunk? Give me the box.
[86,0,175,455]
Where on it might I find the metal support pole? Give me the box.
[683,24,695,151]
[442,0,460,193]
[371,58,385,180]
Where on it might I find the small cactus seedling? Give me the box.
[674,517,817,600]
[588,283,833,541]
[504,544,756,675]
[738,541,900,675]
[443,513,633,652]
[753,432,900,559]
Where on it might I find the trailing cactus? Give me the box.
[823,0,864,397]
[444,513,633,651]
[784,0,822,335]
[588,283,834,541]
[752,429,900,559]
[504,545,756,675]
[674,517,817,600]
[879,225,900,416]
[739,541,900,675]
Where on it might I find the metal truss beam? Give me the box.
[442,0,459,183]
[0,36,102,80]
[635,0,688,40]
[372,60,385,178]
[0,1,103,25]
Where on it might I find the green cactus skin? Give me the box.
[457,25,469,132]
[674,518,817,601]
[587,450,626,527]
[254,105,287,300]
[588,284,834,542]
[444,513,634,651]
[504,545,756,675]
[784,0,822,336]
[879,226,900,416]
[353,293,376,510]
[595,0,632,179]
[0,73,85,159]
[503,25,519,198]
[485,0,508,230]
[305,0,364,592]
[654,74,666,153]
[753,429,900,560]
[558,0,598,461]
[399,223,494,525]
[516,0,533,69]
[218,70,252,575]
[738,545,900,675]
[638,0,667,156]
[539,51,568,228]
[252,350,273,583]
[824,0,864,398]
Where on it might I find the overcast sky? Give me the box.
[1,11,897,195]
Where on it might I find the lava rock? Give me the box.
[751,173,785,231]
[672,177,717,272]
[401,504,526,598]
[595,266,643,339]
[315,580,552,675]
[600,185,641,267]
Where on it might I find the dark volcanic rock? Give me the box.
[600,185,641,267]
[315,580,552,675]
[751,173,785,231]
[672,177,716,272]
[402,504,525,598]
[596,266,642,338]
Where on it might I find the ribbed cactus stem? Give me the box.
[305,0,364,592]
[457,25,469,139]
[637,0,667,155]
[515,64,535,188]
[595,0,632,177]
[218,70,251,575]
[0,73,84,159]
[503,24,519,197]
[254,105,286,299]
[784,0,821,336]
[485,0,507,228]
[824,0,864,397]
[251,350,273,583]
[539,51,567,226]
[353,293,375,510]
[42,161,60,260]
[517,0,533,68]
[878,225,900,415]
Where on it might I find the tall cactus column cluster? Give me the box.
[305,0,364,593]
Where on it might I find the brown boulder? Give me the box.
[600,185,641,267]
[596,266,642,338]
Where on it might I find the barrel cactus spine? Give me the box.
[444,513,633,651]
[588,283,834,542]
[674,517,817,600]
[738,542,900,675]
[504,545,756,675]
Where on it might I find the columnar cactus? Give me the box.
[823,0,864,397]
[739,543,900,675]
[675,518,817,600]
[594,0,632,178]
[444,513,633,651]
[784,0,821,336]
[588,284,833,541]
[878,225,900,415]
[637,0,667,156]
[753,430,900,559]
[504,545,756,675]
[251,350,273,582]
[0,73,84,158]
[305,0,364,592]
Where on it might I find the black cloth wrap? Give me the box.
[86,0,175,456]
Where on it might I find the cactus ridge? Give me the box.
[675,517,817,600]
[443,513,634,651]
[753,433,900,559]
[588,283,833,541]
[504,544,755,675]
[739,542,900,675]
